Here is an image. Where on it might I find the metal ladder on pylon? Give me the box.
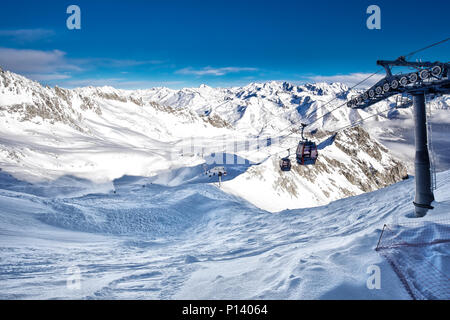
[426,95,437,191]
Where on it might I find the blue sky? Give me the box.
[0,0,449,89]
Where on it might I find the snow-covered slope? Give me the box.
[0,68,417,210]
[0,162,448,299]
[0,68,448,299]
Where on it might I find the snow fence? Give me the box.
[376,218,450,300]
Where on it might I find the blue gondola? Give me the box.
[296,123,318,165]
[296,140,318,165]
[279,157,292,171]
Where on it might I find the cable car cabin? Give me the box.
[296,141,318,165]
[279,158,292,171]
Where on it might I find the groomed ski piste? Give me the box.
[0,162,449,299]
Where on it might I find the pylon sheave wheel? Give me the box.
[375,86,383,95]
[362,92,369,100]
[357,96,363,104]
[368,89,375,98]
[409,73,418,83]
[399,76,408,86]
[431,65,442,77]
[419,69,430,80]
[390,79,399,89]
[383,83,390,92]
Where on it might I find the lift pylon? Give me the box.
[347,57,450,217]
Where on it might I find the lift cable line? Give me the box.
[330,105,396,134]
[259,69,381,133]
[214,38,449,147]
[403,37,450,59]
[252,39,450,150]
[277,37,450,139]
[268,104,397,160]
[274,70,382,138]
[304,70,384,125]
[258,97,401,162]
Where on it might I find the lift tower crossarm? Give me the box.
[347,60,450,110]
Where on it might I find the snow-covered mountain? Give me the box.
[1,68,449,210]
[1,68,449,300]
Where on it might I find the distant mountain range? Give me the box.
[2,67,449,210]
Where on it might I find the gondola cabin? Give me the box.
[279,158,292,171]
[296,141,318,165]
